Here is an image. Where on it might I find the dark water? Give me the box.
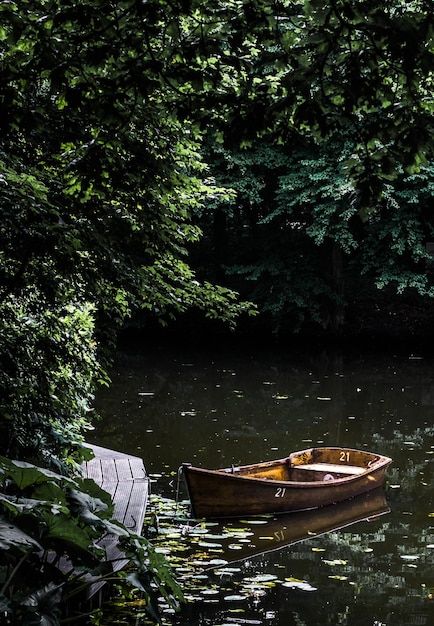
[93,346,434,626]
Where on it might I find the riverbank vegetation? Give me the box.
[1,1,434,623]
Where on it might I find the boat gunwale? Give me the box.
[184,447,392,490]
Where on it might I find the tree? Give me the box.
[0,0,258,465]
[195,136,434,332]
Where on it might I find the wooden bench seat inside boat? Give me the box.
[296,463,365,475]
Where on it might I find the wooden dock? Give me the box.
[81,443,149,598]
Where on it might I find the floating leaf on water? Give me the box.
[200,589,219,595]
[364,548,374,553]
[216,567,242,575]
[224,595,247,601]
[243,574,278,583]
[282,578,317,591]
[241,586,268,596]
[184,594,203,602]
[400,555,419,560]
[240,520,269,525]
[203,599,220,603]
[328,575,348,581]
[311,547,326,552]
[228,609,246,613]
[209,559,229,566]
[225,530,254,538]
[258,536,274,541]
[198,541,223,548]
[227,617,263,626]
[389,484,401,489]
[228,543,243,550]
[323,559,347,566]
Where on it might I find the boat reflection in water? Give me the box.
[205,488,390,567]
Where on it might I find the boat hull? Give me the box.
[183,447,392,519]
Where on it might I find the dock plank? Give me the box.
[100,458,119,485]
[115,458,134,482]
[112,480,134,526]
[85,458,103,484]
[80,444,149,599]
[128,457,147,481]
[124,481,148,533]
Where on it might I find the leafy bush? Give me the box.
[0,456,182,625]
[0,291,100,471]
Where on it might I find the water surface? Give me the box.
[94,346,434,626]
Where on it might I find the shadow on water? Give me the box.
[93,346,434,626]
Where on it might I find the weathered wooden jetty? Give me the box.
[81,443,149,598]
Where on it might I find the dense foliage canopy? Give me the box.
[196,138,434,331]
[2,0,434,457]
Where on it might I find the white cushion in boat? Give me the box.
[295,463,365,475]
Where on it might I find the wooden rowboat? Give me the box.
[182,447,392,519]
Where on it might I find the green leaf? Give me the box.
[0,516,42,552]
[0,457,73,490]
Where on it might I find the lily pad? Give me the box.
[243,574,278,583]
[228,543,243,550]
[282,579,317,591]
[198,541,223,548]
